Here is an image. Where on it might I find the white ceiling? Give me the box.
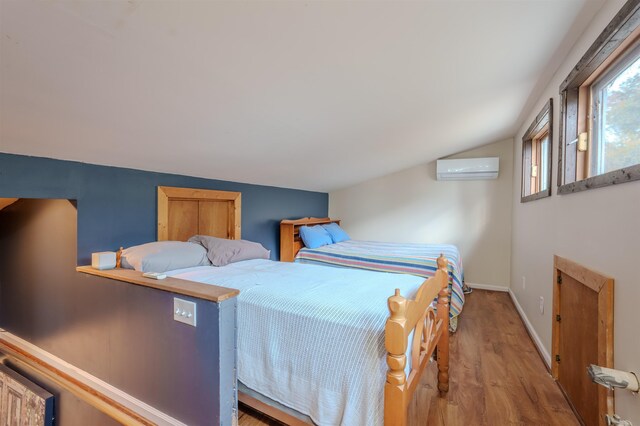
[0,0,605,192]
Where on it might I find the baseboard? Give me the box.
[508,289,552,369]
[466,282,508,292]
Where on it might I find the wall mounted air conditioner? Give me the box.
[436,157,499,181]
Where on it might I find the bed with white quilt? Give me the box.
[117,186,452,426]
[167,259,430,425]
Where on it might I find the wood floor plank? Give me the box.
[238,290,578,425]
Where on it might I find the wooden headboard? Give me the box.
[280,217,340,262]
[158,186,241,242]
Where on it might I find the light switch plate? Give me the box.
[174,298,197,327]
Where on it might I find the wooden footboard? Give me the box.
[385,255,450,426]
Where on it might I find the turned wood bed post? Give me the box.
[385,288,409,426]
[384,255,450,426]
[436,256,450,395]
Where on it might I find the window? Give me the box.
[558,2,640,194]
[521,99,552,202]
[590,45,640,176]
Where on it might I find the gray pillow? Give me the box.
[120,241,211,272]
[188,235,271,266]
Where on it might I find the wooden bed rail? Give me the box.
[384,255,450,426]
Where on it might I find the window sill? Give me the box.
[521,188,552,203]
[558,164,640,195]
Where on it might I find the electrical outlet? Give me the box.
[174,298,197,327]
[522,276,526,290]
[539,296,544,314]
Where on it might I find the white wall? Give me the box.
[511,0,640,422]
[329,138,514,288]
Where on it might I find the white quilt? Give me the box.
[169,260,426,426]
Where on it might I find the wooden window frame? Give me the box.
[521,99,553,203]
[558,1,640,194]
[590,42,640,177]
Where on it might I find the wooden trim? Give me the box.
[384,255,450,426]
[552,265,562,379]
[522,138,533,197]
[558,2,640,191]
[577,85,589,181]
[598,279,615,417]
[557,91,566,187]
[0,331,187,426]
[280,217,336,226]
[552,255,614,426]
[238,393,310,426]
[76,266,239,302]
[520,190,552,203]
[0,198,18,211]
[554,256,613,293]
[559,163,640,194]
[157,186,241,241]
[523,101,551,138]
[279,217,341,262]
[521,99,553,202]
[560,0,640,91]
[563,88,579,185]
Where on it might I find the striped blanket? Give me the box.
[295,240,465,330]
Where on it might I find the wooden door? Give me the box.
[557,272,599,426]
[552,256,614,426]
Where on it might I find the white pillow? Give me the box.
[120,241,211,272]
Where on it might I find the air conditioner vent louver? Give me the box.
[436,157,499,181]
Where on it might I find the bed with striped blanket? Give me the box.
[295,240,465,331]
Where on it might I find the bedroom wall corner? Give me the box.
[328,138,514,288]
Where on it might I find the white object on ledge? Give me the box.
[142,272,167,280]
[91,251,116,270]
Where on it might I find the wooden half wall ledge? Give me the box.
[76,267,239,303]
[0,198,19,211]
[0,330,187,426]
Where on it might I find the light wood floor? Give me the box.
[239,290,579,425]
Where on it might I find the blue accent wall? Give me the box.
[0,153,328,264]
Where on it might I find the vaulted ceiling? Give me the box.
[0,0,605,192]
